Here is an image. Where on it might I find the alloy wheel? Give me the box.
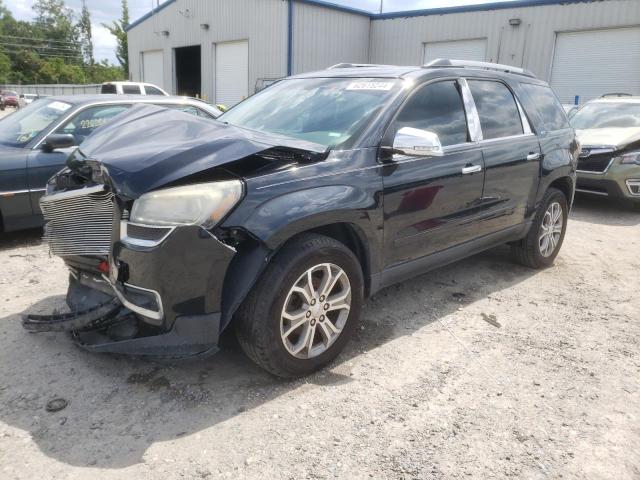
[280,263,352,359]
[539,201,563,257]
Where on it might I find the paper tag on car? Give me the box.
[48,101,72,112]
[346,81,395,91]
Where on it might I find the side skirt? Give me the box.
[378,223,527,291]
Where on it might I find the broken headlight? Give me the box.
[130,180,243,228]
[620,151,640,165]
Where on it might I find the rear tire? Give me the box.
[511,187,568,269]
[235,234,364,378]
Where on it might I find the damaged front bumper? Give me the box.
[25,222,237,358]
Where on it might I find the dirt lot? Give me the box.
[0,195,638,480]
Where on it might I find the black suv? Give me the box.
[26,60,578,377]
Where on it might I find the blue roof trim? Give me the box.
[294,0,372,16]
[375,0,598,20]
[125,0,177,32]
[125,0,599,32]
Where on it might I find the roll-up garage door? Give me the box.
[215,40,249,107]
[423,39,487,64]
[550,27,640,104]
[142,50,164,89]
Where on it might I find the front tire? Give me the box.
[511,187,568,269]
[235,234,364,378]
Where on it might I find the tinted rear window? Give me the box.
[145,86,164,95]
[101,84,117,94]
[468,80,524,140]
[521,83,570,132]
[122,85,142,95]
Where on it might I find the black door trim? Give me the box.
[380,222,527,289]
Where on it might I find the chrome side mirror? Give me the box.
[392,127,444,157]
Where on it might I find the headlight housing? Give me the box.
[620,151,640,165]
[130,180,243,228]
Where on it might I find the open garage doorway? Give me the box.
[174,45,201,98]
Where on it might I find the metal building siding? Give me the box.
[127,0,288,102]
[292,2,370,74]
[550,27,640,102]
[369,0,640,81]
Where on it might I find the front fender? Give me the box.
[218,183,382,329]
[243,185,377,249]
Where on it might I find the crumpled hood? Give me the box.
[576,127,640,149]
[78,104,327,199]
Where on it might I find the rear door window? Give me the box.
[394,80,470,147]
[101,84,117,94]
[145,86,164,95]
[521,83,570,132]
[122,85,142,95]
[468,80,524,139]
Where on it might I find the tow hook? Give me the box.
[22,298,123,333]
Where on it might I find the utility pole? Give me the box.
[379,0,383,13]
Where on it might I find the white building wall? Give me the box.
[370,0,640,82]
[127,0,288,103]
[292,2,370,74]
[127,0,640,103]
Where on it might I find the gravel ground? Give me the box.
[0,195,638,480]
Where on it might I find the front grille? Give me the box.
[41,186,115,257]
[577,152,613,173]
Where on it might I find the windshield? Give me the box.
[571,102,640,129]
[0,99,73,148]
[219,78,403,148]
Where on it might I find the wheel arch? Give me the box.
[220,220,377,333]
[548,175,575,207]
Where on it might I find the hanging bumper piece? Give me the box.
[21,298,123,333]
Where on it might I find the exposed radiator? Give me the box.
[41,185,115,257]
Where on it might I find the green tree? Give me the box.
[103,0,129,77]
[38,56,84,83]
[87,60,124,83]
[0,0,124,85]
[0,0,10,20]
[78,0,94,65]
[0,51,11,83]
[33,0,81,62]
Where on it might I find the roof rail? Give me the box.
[601,92,632,98]
[328,63,396,69]
[423,59,536,78]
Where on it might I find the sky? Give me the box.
[3,0,515,63]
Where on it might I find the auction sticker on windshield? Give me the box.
[48,101,72,112]
[346,81,395,91]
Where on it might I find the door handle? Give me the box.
[527,153,541,161]
[461,165,482,175]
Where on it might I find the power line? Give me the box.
[0,42,81,53]
[0,34,78,46]
[0,47,82,60]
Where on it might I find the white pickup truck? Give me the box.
[100,82,169,96]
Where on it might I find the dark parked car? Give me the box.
[1,90,19,108]
[0,95,222,232]
[27,60,578,377]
